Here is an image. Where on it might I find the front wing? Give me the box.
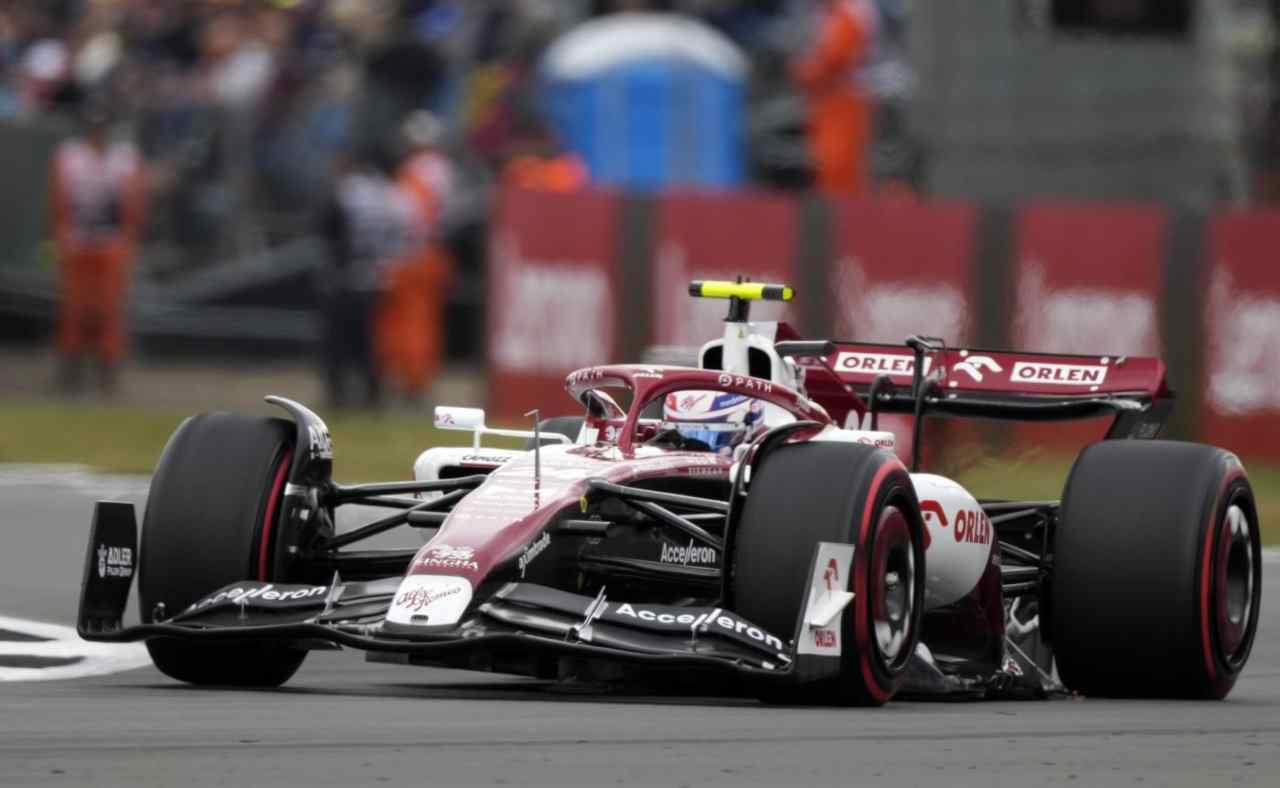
[79,502,1055,697]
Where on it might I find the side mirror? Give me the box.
[434,406,486,431]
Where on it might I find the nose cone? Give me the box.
[385,575,473,627]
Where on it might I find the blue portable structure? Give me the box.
[540,13,748,190]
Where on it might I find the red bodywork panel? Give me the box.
[409,444,729,582]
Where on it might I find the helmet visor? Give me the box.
[672,423,742,452]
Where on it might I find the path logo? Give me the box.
[96,544,133,579]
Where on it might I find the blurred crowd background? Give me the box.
[2,0,1280,417]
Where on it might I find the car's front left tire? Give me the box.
[139,412,308,687]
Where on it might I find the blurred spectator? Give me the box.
[791,0,876,195]
[376,110,455,402]
[502,118,589,193]
[49,102,146,393]
[397,110,454,223]
[319,152,413,408]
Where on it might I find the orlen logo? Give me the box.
[813,628,837,649]
[954,510,991,545]
[834,352,929,380]
[1010,362,1108,387]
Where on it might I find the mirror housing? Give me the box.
[434,406,487,431]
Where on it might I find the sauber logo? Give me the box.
[834,352,930,380]
[1011,361,1108,387]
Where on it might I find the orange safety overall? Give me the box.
[375,159,455,397]
[793,0,874,195]
[50,139,145,367]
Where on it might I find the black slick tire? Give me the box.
[1051,441,1262,699]
[139,412,308,687]
[730,441,926,705]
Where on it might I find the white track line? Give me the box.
[1265,549,1280,565]
[0,615,150,682]
[0,464,150,499]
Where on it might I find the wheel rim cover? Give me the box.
[871,506,915,666]
[1216,503,1254,662]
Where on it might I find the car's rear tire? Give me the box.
[523,416,584,449]
[139,412,308,687]
[1051,441,1262,699]
[730,441,926,705]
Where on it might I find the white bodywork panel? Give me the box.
[796,542,856,657]
[909,473,994,609]
[385,574,473,626]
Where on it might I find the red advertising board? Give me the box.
[1012,202,1166,356]
[829,197,979,455]
[1011,202,1168,448]
[1201,209,1280,459]
[651,192,797,348]
[487,186,620,421]
[831,197,978,344]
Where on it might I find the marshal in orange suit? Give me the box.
[50,108,145,392]
[792,0,876,195]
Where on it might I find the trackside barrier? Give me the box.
[485,184,1280,462]
[1200,210,1280,459]
[486,187,623,421]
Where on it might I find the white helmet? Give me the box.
[661,391,765,455]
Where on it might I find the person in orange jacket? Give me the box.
[792,0,877,195]
[49,104,146,393]
[378,112,456,402]
[502,118,589,193]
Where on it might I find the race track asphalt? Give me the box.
[1,468,1278,788]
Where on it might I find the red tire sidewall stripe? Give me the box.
[258,452,292,581]
[1200,468,1244,685]
[855,458,906,703]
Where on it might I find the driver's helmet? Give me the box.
[662,390,764,454]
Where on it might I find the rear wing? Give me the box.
[786,339,1173,440]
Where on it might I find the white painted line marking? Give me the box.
[0,464,150,499]
[0,615,150,682]
[1264,549,1280,566]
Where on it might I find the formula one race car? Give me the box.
[78,281,1262,704]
